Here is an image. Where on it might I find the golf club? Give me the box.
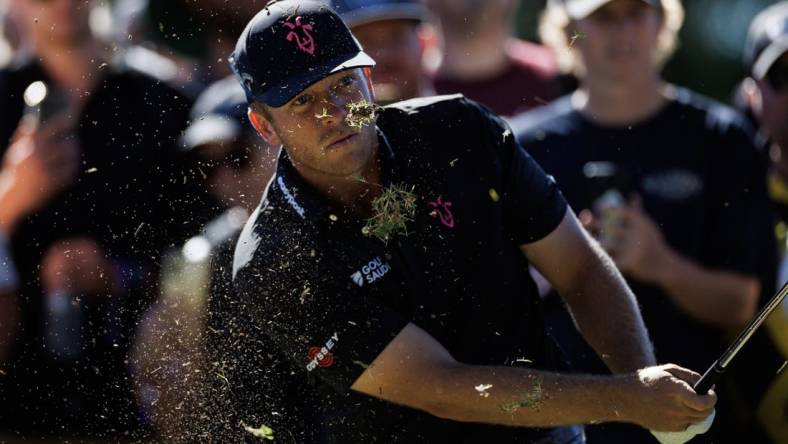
[694,280,788,394]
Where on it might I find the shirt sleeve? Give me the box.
[232,222,410,393]
[465,99,568,245]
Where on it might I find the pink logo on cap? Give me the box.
[284,16,316,55]
[428,195,455,229]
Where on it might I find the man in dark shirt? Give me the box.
[739,3,788,442]
[0,0,203,438]
[218,1,716,442]
[512,0,777,442]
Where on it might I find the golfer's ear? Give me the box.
[248,108,281,146]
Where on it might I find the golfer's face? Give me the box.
[266,68,378,179]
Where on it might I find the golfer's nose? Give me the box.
[319,96,349,127]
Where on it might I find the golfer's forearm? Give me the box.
[561,242,655,373]
[655,249,759,330]
[353,323,640,428]
[424,364,635,427]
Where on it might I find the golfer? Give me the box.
[218,1,716,442]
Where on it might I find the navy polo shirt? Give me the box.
[230,95,568,442]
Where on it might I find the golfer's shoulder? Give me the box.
[510,95,576,143]
[232,194,318,287]
[380,94,499,133]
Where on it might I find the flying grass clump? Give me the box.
[362,183,417,243]
[243,423,274,440]
[498,376,544,414]
[569,30,587,46]
[345,100,380,130]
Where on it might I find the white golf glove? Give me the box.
[650,409,715,444]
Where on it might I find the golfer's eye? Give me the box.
[337,75,356,89]
[292,94,313,107]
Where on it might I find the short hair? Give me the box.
[538,0,685,76]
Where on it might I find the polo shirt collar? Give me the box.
[273,126,398,223]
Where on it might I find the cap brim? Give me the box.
[180,115,242,151]
[342,5,425,28]
[753,36,788,80]
[565,0,660,19]
[259,51,376,107]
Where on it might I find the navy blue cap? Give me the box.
[329,0,425,28]
[229,0,375,107]
[746,1,788,80]
[180,76,249,151]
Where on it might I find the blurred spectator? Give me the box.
[131,77,285,442]
[0,0,203,439]
[112,0,263,89]
[513,0,778,442]
[0,94,79,370]
[424,0,559,116]
[0,3,14,66]
[737,3,788,442]
[330,0,433,103]
[744,1,788,229]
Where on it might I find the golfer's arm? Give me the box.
[351,322,636,427]
[521,211,656,373]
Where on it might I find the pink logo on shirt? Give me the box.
[284,16,316,55]
[428,195,454,228]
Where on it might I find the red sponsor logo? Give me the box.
[307,346,334,368]
[306,332,339,371]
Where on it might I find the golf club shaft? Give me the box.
[693,280,788,394]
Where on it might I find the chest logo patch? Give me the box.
[428,195,455,228]
[306,332,338,371]
[350,256,391,287]
[641,169,703,202]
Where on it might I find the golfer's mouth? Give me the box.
[326,133,357,150]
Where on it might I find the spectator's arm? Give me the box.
[521,209,657,373]
[0,115,79,236]
[596,197,760,330]
[649,247,759,330]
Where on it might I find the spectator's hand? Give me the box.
[41,237,114,296]
[0,115,80,233]
[592,196,673,283]
[623,364,716,432]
